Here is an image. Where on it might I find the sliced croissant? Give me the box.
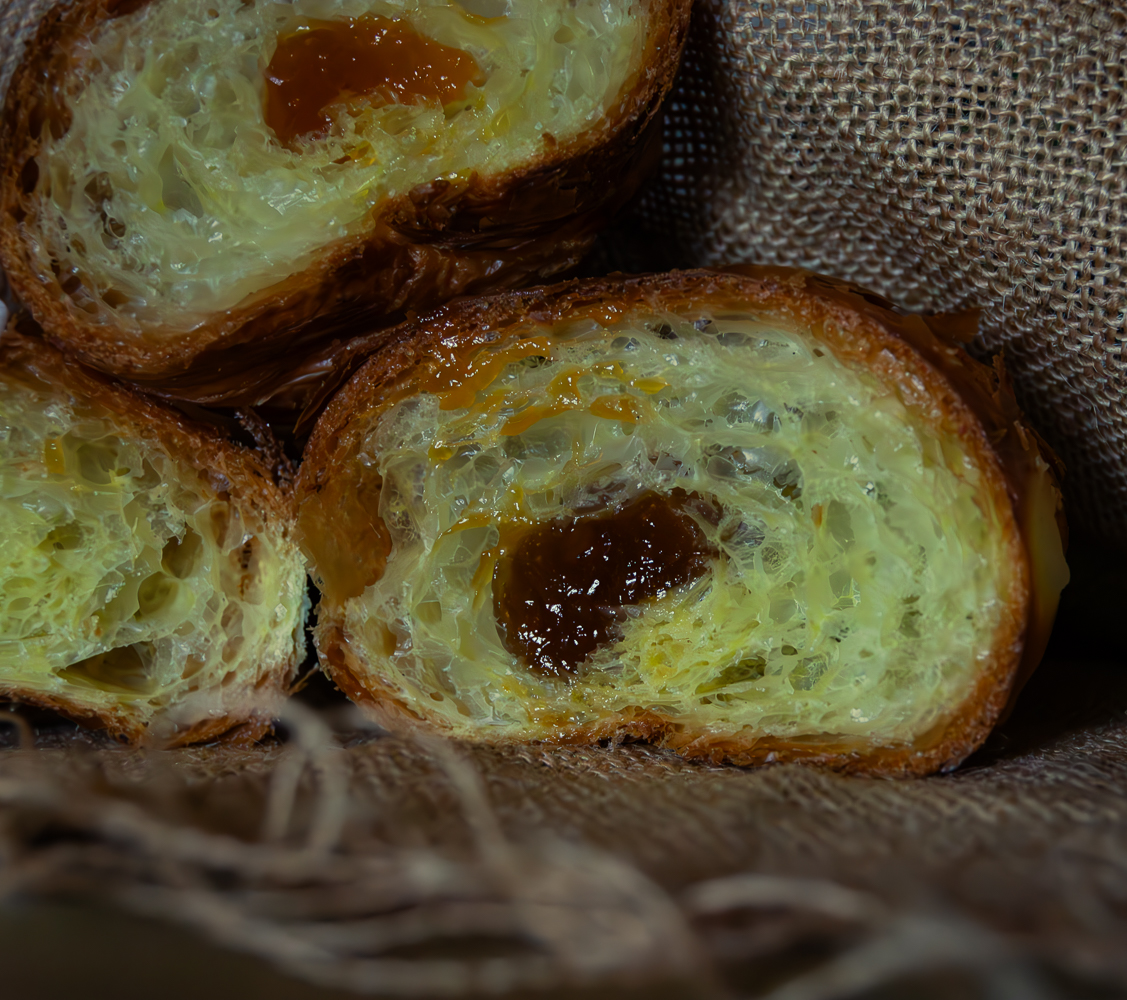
[0,329,307,745]
[296,268,1069,775]
[0,0,690,403]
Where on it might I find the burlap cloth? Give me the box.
[628,0,1127,547]
[3,3,1127,998]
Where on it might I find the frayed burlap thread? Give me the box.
[0,0,53,100]
[1,699,1121,998]
[635,0,1127,542]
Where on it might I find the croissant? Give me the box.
[0,329,307,745]
[0,0,690,404]
[295,268,1069,775]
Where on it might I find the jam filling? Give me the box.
[493,489,719,678]
[264,16,484,147]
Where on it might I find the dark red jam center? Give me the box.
[264,16,483,147]
[493,489,719,677]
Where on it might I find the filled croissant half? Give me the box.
[0,330,308,745]
[0,0,690,403]
[296,268,1069,775]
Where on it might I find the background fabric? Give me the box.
[2,639,1127,999]
[631,0,1127,545]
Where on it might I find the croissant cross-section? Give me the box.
[0,0,691,401]
[297,268,1069,775]
[0,332,308,745]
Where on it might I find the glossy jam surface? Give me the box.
[265,16,484,146]
[493,490,719,677]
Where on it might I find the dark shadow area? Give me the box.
[0,898,709,1000]
[972,653,1127,765]
[0,702,94,749]
[1043,540,1127,665]
[572,198,686,279]
[0,898,365,1000]
[291,579,352,711]
[967,541,1127,765]
[292,662,352,710]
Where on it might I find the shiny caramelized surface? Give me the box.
[298,461,390,605]
[265,17,484,147]
[494,490,716,677]
[311,308,1016,747]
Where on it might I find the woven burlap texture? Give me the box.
[2,675,1127,999]
[633,0,1127,543]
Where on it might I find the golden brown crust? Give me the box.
[0,684,273,746]
[297,267,1067,776]
[0,323,304,746]
[0,0,692,404]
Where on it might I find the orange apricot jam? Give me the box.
[264,16,484,146]
[493,490,720,678]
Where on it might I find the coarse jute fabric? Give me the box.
[3,3,1127,999]
[2,647,1127,999]
[631,0,1127,544]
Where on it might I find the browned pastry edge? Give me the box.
[0,684,274,747]
[296,266,1068,777]
[0,0,692,403]
[0,326,304,747]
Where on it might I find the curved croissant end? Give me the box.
[0,329,308,745]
